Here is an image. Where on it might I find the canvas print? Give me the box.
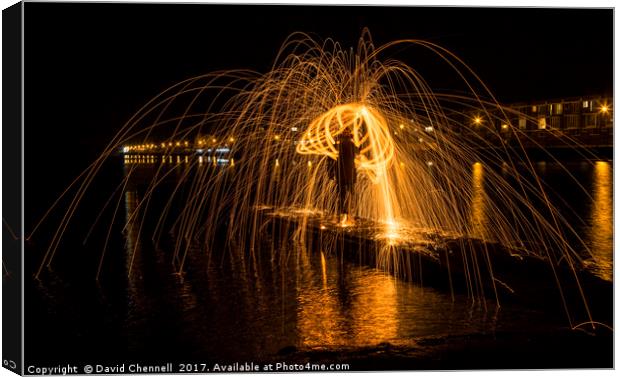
[2,2,613,374]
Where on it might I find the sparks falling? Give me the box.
[31,29,604,329]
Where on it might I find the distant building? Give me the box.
[509,96,612,131]
[462,95,613,149]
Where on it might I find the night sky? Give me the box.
[25,3,613,164]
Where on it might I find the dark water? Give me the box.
[22,157,612,369]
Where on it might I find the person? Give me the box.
[335,128,357,217]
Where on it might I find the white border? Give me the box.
[0,2,615,377]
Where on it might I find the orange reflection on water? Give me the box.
[349,273,399,345]
[296,253,399,347]
[296,248,346,347]
[320,251,327,289]
[123,190,147,319]
[470,162,489,240]
[586,161,613,281]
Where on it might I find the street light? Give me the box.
[600,104,609,114]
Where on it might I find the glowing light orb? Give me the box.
[296,103,395,182]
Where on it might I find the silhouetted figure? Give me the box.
[336,129,357,216]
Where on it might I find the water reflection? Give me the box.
[585,161,613,281]
[349,273,399,345]
[296,251,346,347]
[123,189,149,346]
[470,162,489,240]
[124,190,139,257]
[113,159,609,359]
[289,242,510,349]
[296,243,401,347]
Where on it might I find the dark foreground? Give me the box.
[278,328,613,370]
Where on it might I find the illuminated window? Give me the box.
[555,104,563,115]
[518,117,527,129]
[583,101,589,108]
[538,117,547,130]
[532,105,537,113]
